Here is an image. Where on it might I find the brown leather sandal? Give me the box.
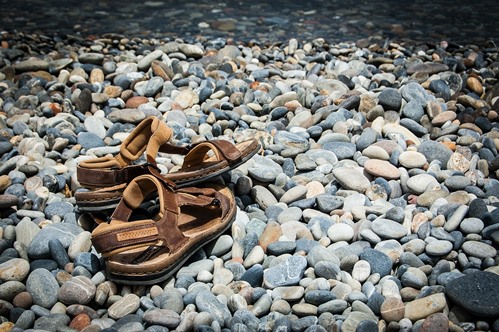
[75,116,259,211]
[91,174,237,285]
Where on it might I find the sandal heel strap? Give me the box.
[77,164,149,188]
[92,220,159,254]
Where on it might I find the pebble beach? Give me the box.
[0,1,499,332]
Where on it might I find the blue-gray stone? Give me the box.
[44,201,74,219]
[356,128,378,151]
[359,249,393,277]
[240,264,263,287]
[418,140,453,169]
[401,81,435,107]
[77,132,104,149]
[74,252,101,275]
[196,291,231,326]
[402,100,425,122]
[355,319,379,332]
[314,261,341,280]
[13,309,35,330]
[29,259,58,272]
[366,291,384,316]
[266,241,296,256]
[231,309,260,331]
[322,142,356,160]
[400,118,428,137]
[316,194,344,213]
[305,290,336,305]
[378,88,402,111]
[263,256,307,289]
[26,268,59,309]
[33,313,71,330]
[48,238,70,269]
[27,223,82,259]
[429,79,451,101]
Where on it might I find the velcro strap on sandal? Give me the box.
[182,140,242,169]
[77,164,149,188]
[92,220,159,255]
[177,186,231,219]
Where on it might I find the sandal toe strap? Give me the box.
[182,140,242,169]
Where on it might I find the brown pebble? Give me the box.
[104,85,123,98]
[0,322,14,332]
[0,194,18,209]
[69,313,91,331]
[420,312,449,332]
[12,291,32,309]
[125,96,149,108]
[259,221,282,252]
[467,76,483,95]
[0,175,12,192]
[381,296,405,322]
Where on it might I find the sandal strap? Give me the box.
[77,116,189,188]
[91,174,227,257]
[181,140,243,169]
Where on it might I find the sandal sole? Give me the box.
[105,206,237,285]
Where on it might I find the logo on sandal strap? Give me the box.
[117,227,158,241]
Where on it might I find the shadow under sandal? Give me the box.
[90,174,237,285]
[76,116,259,211]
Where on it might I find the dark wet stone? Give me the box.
[29,259,58,272]
[445,271,499,317]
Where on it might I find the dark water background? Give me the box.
[1,0,498,45]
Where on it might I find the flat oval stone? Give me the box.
[26,268,59,309]
[0,258,30,282]
[371,218,408,239]
[404,293,447,321]
[57,276,96,305]
[381,297,405,322]
[461,241,496,259]
[327,223,354,242]
[398,151,427,168]
[364,159,400,179]
[352,260,371,282]
[107,293,140,319]
[359,249,393,278]
[406,174,439,194]
[333,167,370,193]
[425,240,453,256]
[143,308,181,329]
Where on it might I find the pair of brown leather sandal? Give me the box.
[76,116,260,285]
